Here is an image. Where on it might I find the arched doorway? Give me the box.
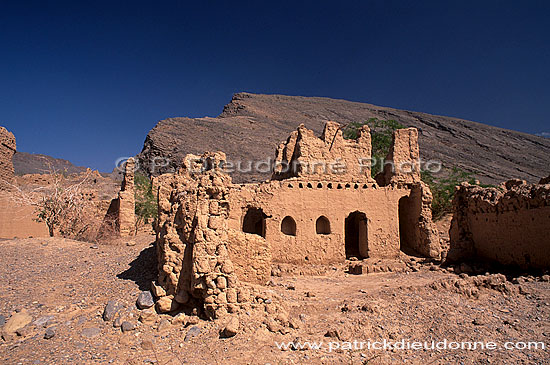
[242,207,267,237]
[345,211,368,259]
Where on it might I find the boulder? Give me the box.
[3,310,32,335]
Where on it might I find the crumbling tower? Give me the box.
[0,127,16,190]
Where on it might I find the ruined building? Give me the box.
[448,178,550,270]
[153,122,441,319]
[103,158,136,237]
[0,126,16,190]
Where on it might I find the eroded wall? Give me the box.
[118,158,135,236]
[272,121,374,182]
[0,194,49,238]
[227,180,412,264]
[448,180,550,269]
[155,123,443,316]
[156,152,274,319]
[0,126,16,190]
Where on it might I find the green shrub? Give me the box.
[421,167,480,220]
[134,173,157,233]
[342,118,405,177]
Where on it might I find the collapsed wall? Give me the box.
[377,127,440,258]
[156,152,283,320]
[272,121,374,182]
[0,127,16,190]
[0,127,50,238]
[448,179,550,269]
[118,158,136,236]
[103,158,136,237]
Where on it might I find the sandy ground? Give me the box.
[0,236,549,364]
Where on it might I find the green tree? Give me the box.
[421,167,481,219]
[134,173,157,234]
[342,118,405,177]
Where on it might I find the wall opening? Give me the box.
[345,211,368,259]
[281,216,297,236]
[316,216,331,234]
[242,207,266,238]
[398,196,416,254]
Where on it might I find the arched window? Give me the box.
[242,207,266,237]
[281,216,297,236]
[316,216,331,235]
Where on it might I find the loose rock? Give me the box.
[184,326,201,341]
[3,309,32,335]
[141,340,154,350]
[172,313,186,326]
[121,321,136,333]
[103,300,123,321]
[157,319,171,332]
[81,327,101,338]
[222,316,239,338]
[44,327,56,339]
[151,282,166,298]
[139,309,156,324]
[34,315,56,328]
[156,296,179,313]
[289,317,301,329]
[113,316,123,328]
[137,291,155,309]
[16,324,34,337]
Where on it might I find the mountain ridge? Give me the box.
[137,92,550,184]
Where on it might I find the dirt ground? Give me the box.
[0,235,549,364]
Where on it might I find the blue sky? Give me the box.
[1,1,549,172]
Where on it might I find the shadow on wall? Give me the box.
[242,207,267,237]
[117,243,158,291]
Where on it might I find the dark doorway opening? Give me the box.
[399,196,417,255]
[345,211,368,259]
[242,207,267,237]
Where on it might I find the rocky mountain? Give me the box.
[137,92,550,184]
[13,152,87,175]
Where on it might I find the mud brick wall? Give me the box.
[449,180,550,269]
[0,127,16,190]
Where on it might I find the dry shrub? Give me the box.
[8,167,111,243]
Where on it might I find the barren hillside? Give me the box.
[137,93,550,184]
[13,152,87,175]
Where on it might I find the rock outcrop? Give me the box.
[137,93,550,184]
